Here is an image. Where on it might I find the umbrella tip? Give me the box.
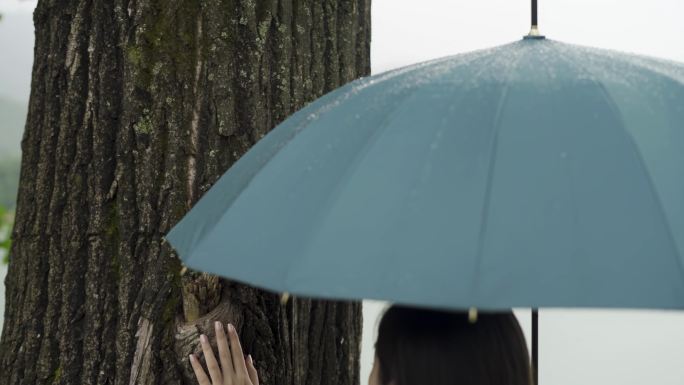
[468,307,478,323]
[524,25,545,40]
[524,1,545,40]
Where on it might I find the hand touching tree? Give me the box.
[190,322,259,385]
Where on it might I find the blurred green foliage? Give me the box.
[0,205,12,264]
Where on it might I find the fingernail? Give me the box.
[189,354,195,362]
[215,321,222,331]
[228,323,235,333]
[248,354,253,364]
[200,334,207,343]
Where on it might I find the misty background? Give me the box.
[1,0,684,384]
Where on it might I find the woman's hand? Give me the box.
[189,321,259,385]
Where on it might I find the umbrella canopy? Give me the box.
[167,38,684,311]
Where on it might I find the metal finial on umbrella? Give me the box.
[468,307,478,323]
[525,0,545,39]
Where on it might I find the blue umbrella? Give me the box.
[168,37,684,309]
[168,3,684,382]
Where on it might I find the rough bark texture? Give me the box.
[0,1,371,384]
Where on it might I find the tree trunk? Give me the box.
[0,1,371,384]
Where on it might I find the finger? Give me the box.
[200,334,223,384]
[215,321,234,378]
[227,324,249,378]
[189,354,211,385]
[246,355,259,385]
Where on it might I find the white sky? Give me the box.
[0,0,35,13]
[1,1,684,384]
[364,2,684,385]
[371,0,684,73]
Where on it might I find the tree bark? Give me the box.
[0,1,371,384]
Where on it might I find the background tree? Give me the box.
[0,1,371,384]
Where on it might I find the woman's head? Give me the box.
[370,306,531,385]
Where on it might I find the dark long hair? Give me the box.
[375,306,531,385]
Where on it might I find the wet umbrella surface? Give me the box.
[168,38,684,311]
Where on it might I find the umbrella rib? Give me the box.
[469,85,510,306]
[281,87,424,293]
[280,48,515,298]
[596,85,684,289]
[558,46,684,292]
[468,48,524,306]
